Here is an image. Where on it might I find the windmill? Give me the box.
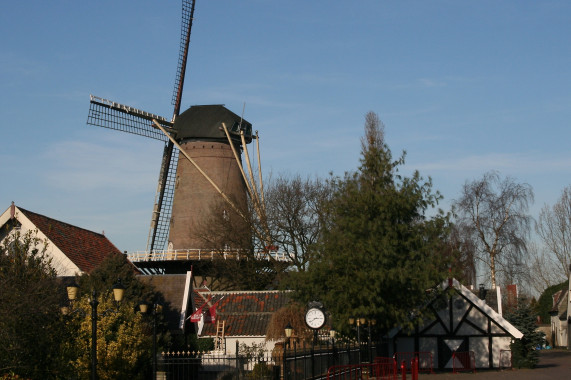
[86,0,268,273]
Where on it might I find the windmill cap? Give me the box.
[174,105,253,144]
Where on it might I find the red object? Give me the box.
[452,351,476,374]
[327,362,397,380]
[373,357,397,379]
[411,357,419,380]
[204,299,220,323]
[190,296,211,322]
[393,352,434,373]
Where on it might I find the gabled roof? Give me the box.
[193,289,291,337]
[389,278,523,339]
[551,289,568,320]
[448,279,522,338]
[139,273,192,332]
[0,203,123,275]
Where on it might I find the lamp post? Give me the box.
[349,316,369,363]
[140,301,163,379]
[66,278,126,380]
[284,323,293,380]
[330,329,337,367]
[349,316,360,363]
[89,290,98,380]
[367,319,376,363]
[285,323,293,349]
[349,317,363,345]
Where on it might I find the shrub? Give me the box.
[506,300,545,368]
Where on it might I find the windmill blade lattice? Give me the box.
[147,145,179,252]
[145,0,196,253]
[87,96,173,141]
[172,0,196,113]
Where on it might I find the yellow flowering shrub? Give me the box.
[65,294,152,379]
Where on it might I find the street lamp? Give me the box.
[283,323,293,380]
[66,278,126,380]
[140,301,163,379]
[349,316,363,346]
[284,323,293,349]
[367,319,376,363]
[349,316,373,363]
[330,328,337,367]
[349,316,362,363]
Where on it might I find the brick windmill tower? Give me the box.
[86,1,267,274]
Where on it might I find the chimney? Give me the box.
[506,284,518,311]
[10,201,15,219]
[479,284,488,300]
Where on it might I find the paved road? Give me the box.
[420,349,571,380]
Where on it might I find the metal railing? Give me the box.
[393,351,433,373]
[452,351,476,374]
[158,348,280,380]
[157,341,383,380]
[127,248,291,263]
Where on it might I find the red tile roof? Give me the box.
[194,289,291,337]
[18,207,123,273]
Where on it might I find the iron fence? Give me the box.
[158,348,280,380]
[157,341,384,380]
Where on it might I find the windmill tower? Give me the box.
[86,1,262,274]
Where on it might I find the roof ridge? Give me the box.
[18,207,106,237]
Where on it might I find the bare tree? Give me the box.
[448,223,477,286]
[192,196,287,290]
[265,174,331,271]
[536,185,571,279]
[453,171,534,288]
[524,242,563,296]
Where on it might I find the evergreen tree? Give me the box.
[535,280,568,324]
[289,112,452,333]
[0,231,69,378]
[506,300,545,368]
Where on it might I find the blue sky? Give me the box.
[2,1,570,254]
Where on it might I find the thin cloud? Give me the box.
[413,152,571,175]
[419,78,446,88]
[42,137,161,192]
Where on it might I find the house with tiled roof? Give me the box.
[550,271,570,348]
[550,288,568,347]
[192,288,292,355]
[0,202,124,276]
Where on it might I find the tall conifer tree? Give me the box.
[292,112,451,333]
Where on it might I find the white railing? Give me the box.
[126,248,290,263]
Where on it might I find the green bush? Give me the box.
[535,281,568,323]
[246,362,272,379]
[506,301,545,368]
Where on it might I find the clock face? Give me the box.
[305,307,326,329]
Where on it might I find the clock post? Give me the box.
[305,301,326,379]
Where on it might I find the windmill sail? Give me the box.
[146,0,196,253]
[147,142,179,252]
[172,0,196,114]
[86,1,267,265]
[87,95,173,141]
